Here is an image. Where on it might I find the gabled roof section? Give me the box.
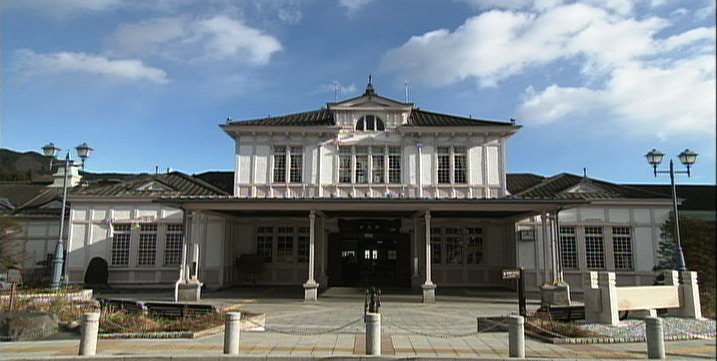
[506,173,546,195]
[406,109,515,127]
[70,172,229,198]
[0,183,61,216]
[510,173,669,200]
[222,109,334,127]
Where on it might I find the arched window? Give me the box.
[355,115,385,131]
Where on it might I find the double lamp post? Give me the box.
[644,148,698,272]
[42,142,93,290]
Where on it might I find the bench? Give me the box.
[536,305,586,322]
[98,297,148,314]
[144,301,218,318]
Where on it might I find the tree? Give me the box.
[0,217,24,270]
[655,213,716,318]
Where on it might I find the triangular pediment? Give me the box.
[564,181,605,194]
[137,180,174,192]
[329,93,412,111]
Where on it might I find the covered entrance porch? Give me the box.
[157,198,587,302]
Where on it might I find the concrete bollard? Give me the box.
[508,315,525,358]
[365,312,381,355]
[78,312,101,356]
[224,312,242,355]
[645,317,665,359]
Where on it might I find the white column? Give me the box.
[417,144,423,198]
[540,214,549,284]
[422,210,436,302]
[304,210,319,301]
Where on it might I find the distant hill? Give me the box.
[0,149,52,181]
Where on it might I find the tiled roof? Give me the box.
[0,183,61,216]
[628,184,716,211]
[506,173,546,195]
[194,171,234,194]
[222,107,514,128]
[405,109,514,127]
[224,109,334,126]
[70,172,229,198]
[509,173,669,200]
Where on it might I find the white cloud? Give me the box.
[381,3,670,87]
[519,55,716,137]
[339,0,375,12]
[15,49,169,84]
[382,1,715,139]
[317,82,358,97]
[108,15,282,65]
[197,15,283,64]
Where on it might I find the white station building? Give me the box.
[57,82,676,301]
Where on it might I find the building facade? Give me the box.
[31,82,691,301]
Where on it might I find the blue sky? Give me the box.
[2,0,715,185]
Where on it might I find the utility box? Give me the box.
[177,281,203,302]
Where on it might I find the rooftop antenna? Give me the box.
[404,80,409,102]
[155,166,159,175]
[334,81,339,102]
[583,167,587,178]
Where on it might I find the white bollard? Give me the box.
[508,315,525,358]
[78,312,101,356]
[224,312,242,355]
[365,312,381,355]
[645,317,665,359]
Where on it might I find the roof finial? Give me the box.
[365,74,375,95]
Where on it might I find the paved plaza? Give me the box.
[1,286,714,360]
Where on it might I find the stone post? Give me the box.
[584,271,600,323]
[645,317,665,359]
[677,271,702,319]
[597,272,618,325]
[508,315,525,358]
[223,312,241,355]
[365,313,381,355]
[78,312,100,356]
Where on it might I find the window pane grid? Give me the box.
[430,227,483,265]
[558,226,578,269]
[137,226,158,266]
[585,227,605,269]
[612,227,633,270]
[111,223,131,266]
[164,224,183,266]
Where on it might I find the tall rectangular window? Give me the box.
[256,227,273,263]
[137,224,158,266]
[338,145,402,184]
[339,146,352,183]
[297,227,310,263]
[111,223,132,266]
[164,224,184,266]
[430,226,483,265]
[437,146,467,184]
[559,226,578,269]
[273,146,303,183]
[612,227,633,270]
[585,226,605,269]
[277,226,295,263]
[388,147,401,183]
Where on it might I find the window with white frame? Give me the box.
[256,225,310,264]
[585,226,605,269]
[137,224,158,266]
[558,226,578,269]
[256,227,273,263]
[437,146,467,184]
[430,226,483,265]
[273,146,303,183]
[356,115,385,131]
[338,145,401,184]
[111,223,132,266]
[612,227,633,270]
[164,224,184,266]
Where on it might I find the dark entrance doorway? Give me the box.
[327,219,410,287]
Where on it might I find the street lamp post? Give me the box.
[645,149,698,271]
[42,143,92,290]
